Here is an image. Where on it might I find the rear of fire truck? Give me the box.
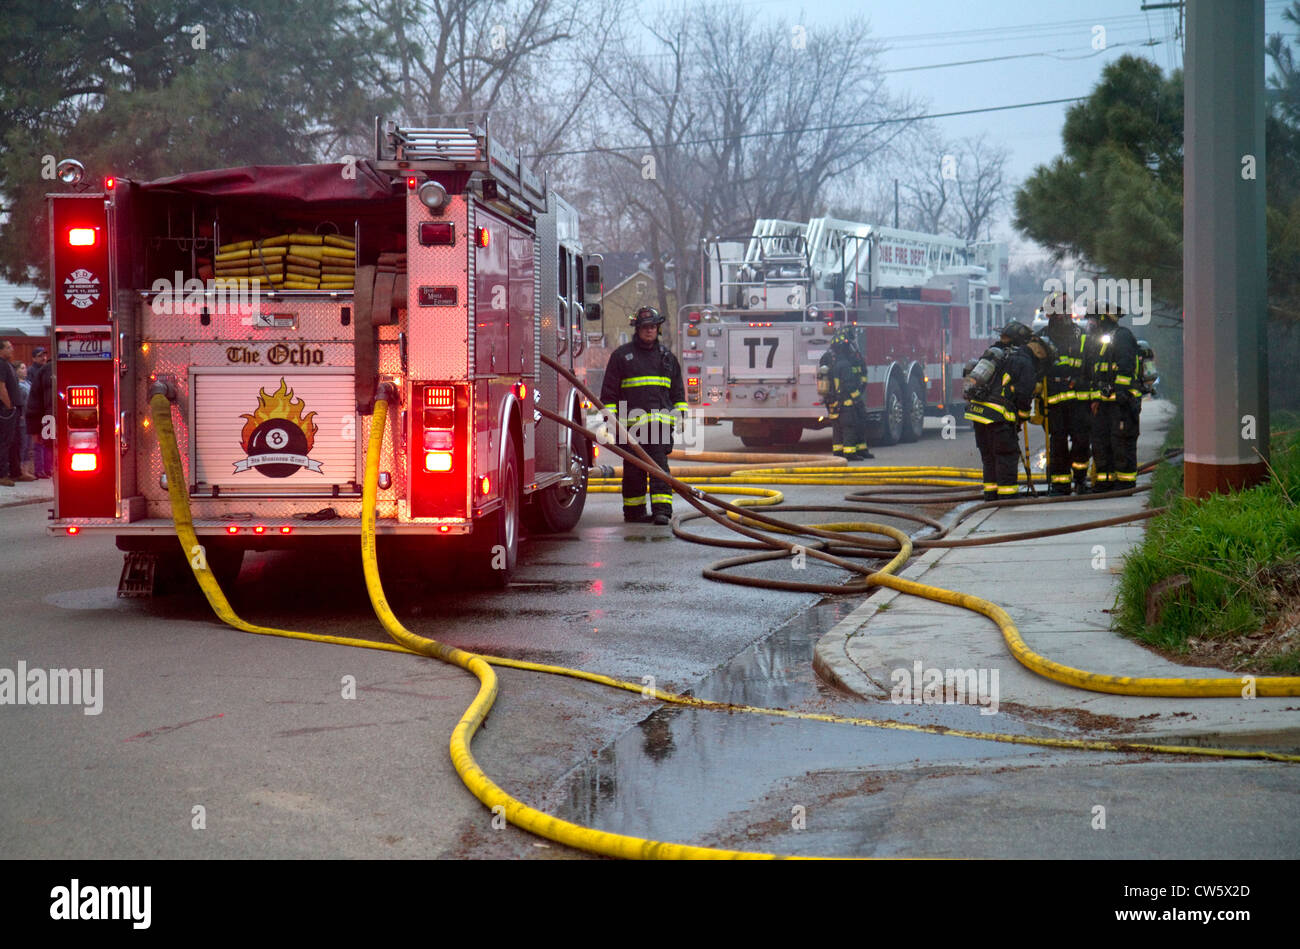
[46,123,600,595]
[679,218,1008,448]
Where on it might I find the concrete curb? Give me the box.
[812,503,999,697]
[0,493,53,510]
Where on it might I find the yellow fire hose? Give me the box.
[149,388,1300,862]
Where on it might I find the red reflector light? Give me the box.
[419,221,456,246]
[226,525,239,534]
[425,451,453,472]
[104,177,116,191]
[279,526,292,534]
[68,227,98,247]
[407,176,418,190]
[476,227,490,248]
[66,526,80,535]
[68,386,98,408]
[425,386,454,408]
[254,526,266,534]
[438,525,450,533]
[69,452,98,472]
[689,311,700,322]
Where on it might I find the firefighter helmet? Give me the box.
[1041,290,1070,318]
[1097,302,1123,322]
[632,306,664,328]
[997,320,1033,347]
[831,327,857,349]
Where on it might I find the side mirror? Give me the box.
[584,302,602,322]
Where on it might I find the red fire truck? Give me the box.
[679,217,1009,447]
[45,123,601,593]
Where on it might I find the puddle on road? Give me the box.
[551,599,1048,846]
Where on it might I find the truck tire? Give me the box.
[875,377,906,446]
[470,437,520,588]
[901,378,926,443]
[526,417,589,534]
[739,432,775,448]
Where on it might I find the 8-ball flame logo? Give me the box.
[233,378,322,477]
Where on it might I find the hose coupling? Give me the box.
[148,377,179,402]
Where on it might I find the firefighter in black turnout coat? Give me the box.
[818,328,874,461]
[964,321,1041,501]
[1039,292,1092,495]
[1083,303,1141,492]
[600,307,688,525]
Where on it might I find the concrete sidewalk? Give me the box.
[814,401,1300,751]
[0,477,52,509]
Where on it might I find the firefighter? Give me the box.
[1083,302,1141,492]
[1039,292,1091,495]
[819,328,875,461]
[600,306,688,525]
[964,321,1039,501]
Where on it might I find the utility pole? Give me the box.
[893,178,899,229]
[1182,0,1269,497]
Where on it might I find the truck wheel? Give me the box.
[739,433,774,448]
[876,378,906,446]
[471,438,520,588]
[528,420,589,534]
[901,378,926,443]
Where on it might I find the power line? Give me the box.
[531,96,1088,159]
[882,38,1163,74]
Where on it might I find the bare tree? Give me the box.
[585,2,916,308]
[360,0,625,161]
[952,134,1011,241]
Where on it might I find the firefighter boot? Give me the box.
[624,509,654,523]
[1047,483,1071,497]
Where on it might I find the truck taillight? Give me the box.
[411,383,468,519]
[67,228,98,247]
[70,453,98,472]
[68,386,98,407]
[687,376,700,403]
[423,429,453,450]
[424,451,453,472]
[422,387,456,471]
[425,387,454,408]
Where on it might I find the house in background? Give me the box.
[0,279,50,364]
[594,255,678,350]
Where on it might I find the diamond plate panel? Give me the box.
[406,193,469,379]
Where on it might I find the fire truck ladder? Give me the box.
[375,120,546,216]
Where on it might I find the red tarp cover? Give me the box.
[136,162,395,206]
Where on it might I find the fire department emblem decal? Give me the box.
[64,268,100,309]
[234,378,322,477]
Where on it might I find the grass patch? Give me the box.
[1116,423,1300,670]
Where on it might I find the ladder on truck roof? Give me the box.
[373,118,547,216]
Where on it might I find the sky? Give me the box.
[651,0,1295,266]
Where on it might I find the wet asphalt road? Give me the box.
[3,421,1297,859]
